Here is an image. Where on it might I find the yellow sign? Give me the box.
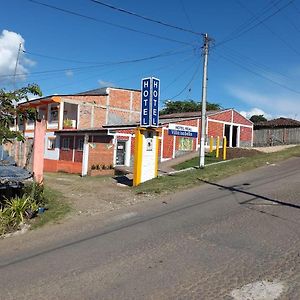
[133,127,159,186]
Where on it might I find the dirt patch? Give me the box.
[44,173,150,217]
[220,148,262,160]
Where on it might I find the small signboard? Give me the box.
[140,77,160,127]
[168,123,198,138]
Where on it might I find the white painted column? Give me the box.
[125,137,131,166]
[172,136,176,158]
[229,125,233,147]
[58,101,64,130]
[237,126,241,148]
[81,134,89,176]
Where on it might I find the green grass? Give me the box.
[174,151,220,170]
[30,186,72,229]
[134,146,300,195]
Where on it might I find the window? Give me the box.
[77,138,84,151]
[49,104,58,123]
[47,138,56,150]
[62,138,70,150]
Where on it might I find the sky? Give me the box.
[1,0,300,120]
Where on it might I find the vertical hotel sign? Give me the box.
[141,77,160,127]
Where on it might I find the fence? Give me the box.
[2,139,34,171]
[253,127,300,147]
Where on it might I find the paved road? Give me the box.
[0,158,299,299]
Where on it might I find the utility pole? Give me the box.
[199,33,211,168]
[13,43,22,90]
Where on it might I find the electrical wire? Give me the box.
[1,47,193,79]
[216,0,294,47]
[218,52,300,94]
[27,0,193,46]
[166,60,201,100]
[90,0,202,36]
[233,0,300,57]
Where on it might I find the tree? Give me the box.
[0,84,42,144]
[249,114,267,123]
[160,100,221,115]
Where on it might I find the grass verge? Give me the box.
[174,151,220,170]
[134,146,300,195]
[30,186,72,230]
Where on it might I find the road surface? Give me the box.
[0,158,299,299]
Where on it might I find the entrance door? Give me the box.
[232,126,238,147]
[116,141,126,165]
[224,125,230,144]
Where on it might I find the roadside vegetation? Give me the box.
[0,182,71,236]
[135,145,300,195]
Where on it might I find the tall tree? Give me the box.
[249,114,267,123]
[0,84,42,144]
[160,100,221,115]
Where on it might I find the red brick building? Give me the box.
[14,87,253,175]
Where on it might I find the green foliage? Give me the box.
[250,114,267,123]
[0,181,48,235]
[160,100,221,115]
[4,195,30,225]
[0,84,42,144]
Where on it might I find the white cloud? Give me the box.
[240,108,272,120]
[227,85,300,120]
[0,30,35,84]
[65,70,73,77]
[98,79,115,87]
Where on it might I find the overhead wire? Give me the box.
[233,0,300,57]
[218,52,300,94]
[165,60,201,100]
[90,0,202,36]
[1,47,193,79]
[27,0,193,46]
[216,0,294,47]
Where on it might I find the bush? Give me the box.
[0,181,48,236]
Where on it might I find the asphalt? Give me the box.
[0,157,299,299]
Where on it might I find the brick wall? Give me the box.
[240,126,252,141]
[207,120,224,137]
[162,129,174,159]
[233,110,252,126]
[209,110,232,122]
[88,135,114,170]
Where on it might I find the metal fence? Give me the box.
[253,127,300,147]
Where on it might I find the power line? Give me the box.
[218,52,300,94]
[27,0,193,46]
[216,0,294,47]
[166,60,201,100]
[234,0,300,57]
[23,45,191,65]
[90,0,202,36]
[1,47,193,79]
[179,0,195,32]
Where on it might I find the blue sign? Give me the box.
[168,129,198,137]
[151,78,159,127]
[140,77,160,127]
[141,78,151,126]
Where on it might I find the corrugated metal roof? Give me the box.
[0,146,32,186]
[254,117,300,129]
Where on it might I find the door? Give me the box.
[224,125,230,144]
[232,126,238,147]
[116,141,126,165]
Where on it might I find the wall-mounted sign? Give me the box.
[140,77,160,127]
[168,123,198,138]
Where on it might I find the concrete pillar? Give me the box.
[32,120,46,184]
